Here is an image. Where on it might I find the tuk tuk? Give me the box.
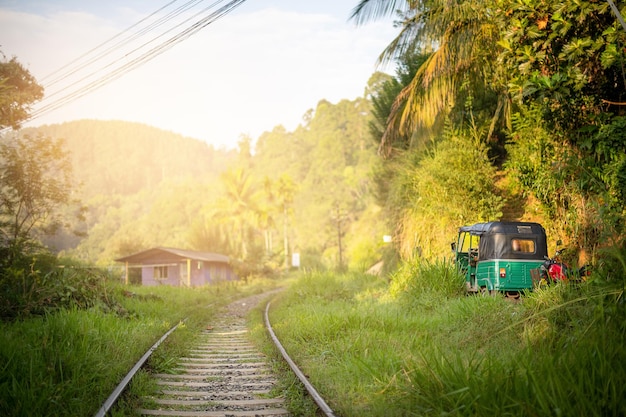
[452,221,548,295]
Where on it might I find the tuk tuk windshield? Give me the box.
[458,232,480,253]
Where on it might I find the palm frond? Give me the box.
[377,13,424,65]
[350,0,407,25]
[378,0,510,157]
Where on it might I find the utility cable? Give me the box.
[38,0,224,104]
[40,0,184,85]
[26,0,247,123]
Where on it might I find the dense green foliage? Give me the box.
[356,0,626,263]
[385,129,504,258]
[0,133,76,260]
[251,98,381,270]
[505,107,626,253]
[0,53,43,130]
[0,257,111,320]
[0,131,90,320]
[269,263,626,416]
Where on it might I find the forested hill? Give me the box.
[22,120,236,198]
[16,95,385,267]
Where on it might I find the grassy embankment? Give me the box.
[267,256,626,417]
[0,274,283,417]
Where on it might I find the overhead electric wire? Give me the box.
[25,0,247,124]
[33,0,226,108]
[40,0,183,86]
[38,0,224,104]
[43,0,205,89]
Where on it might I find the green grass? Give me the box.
[268,264,626,416]
[0,277,283,417]
[247,275,320,417]
[4,257,623,417]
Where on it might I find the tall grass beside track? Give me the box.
[268,258,626,417]
[0,275,281,417]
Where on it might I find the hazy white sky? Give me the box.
[0,0,398,148]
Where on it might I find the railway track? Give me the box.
[137,293,289,417]
[96,291,336,417]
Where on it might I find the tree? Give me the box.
[500,0,626,254]
[367,53,431,156]
[351,0,507,152]
[273,174,297,269]
[498,0,626,132]
[0,133,73,263]
[0,54,44,130]
[217,167,261,261]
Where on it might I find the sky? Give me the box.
[0,0,398,148]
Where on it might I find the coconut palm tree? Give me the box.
[351,0,508,155]
[218,167,261,260]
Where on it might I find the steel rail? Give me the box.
[93,320,184,417]
[264,301,338,417]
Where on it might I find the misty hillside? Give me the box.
[23,120,237,198]
[17,120,238,257]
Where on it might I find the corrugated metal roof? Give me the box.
[115,247,229,264]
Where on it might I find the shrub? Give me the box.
[387,257,465,307]
[0,252,113,320]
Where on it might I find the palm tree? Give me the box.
[275,174,297,268]
[218,167,261,260]
[260,174,298,268]
[351,0,508,155]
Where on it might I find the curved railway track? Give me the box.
[98,291,335,417]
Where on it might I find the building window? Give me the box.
[511,239,535,253]
[154,266,168,280]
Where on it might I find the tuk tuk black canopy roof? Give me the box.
[459,221,548,260]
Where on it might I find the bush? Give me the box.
[392,133,503,259]
[0,251,113,320]
[594,244,626,286]
[387,257,465,307]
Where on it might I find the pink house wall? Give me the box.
[141,262,235,287]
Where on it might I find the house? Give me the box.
[115,247,236,287]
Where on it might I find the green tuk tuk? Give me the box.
[452,221,548,295]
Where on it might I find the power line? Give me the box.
[40,0,185,86]
[26,0,247,123]
[38,0,223,104]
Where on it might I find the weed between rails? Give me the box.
[269,266,626,417]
